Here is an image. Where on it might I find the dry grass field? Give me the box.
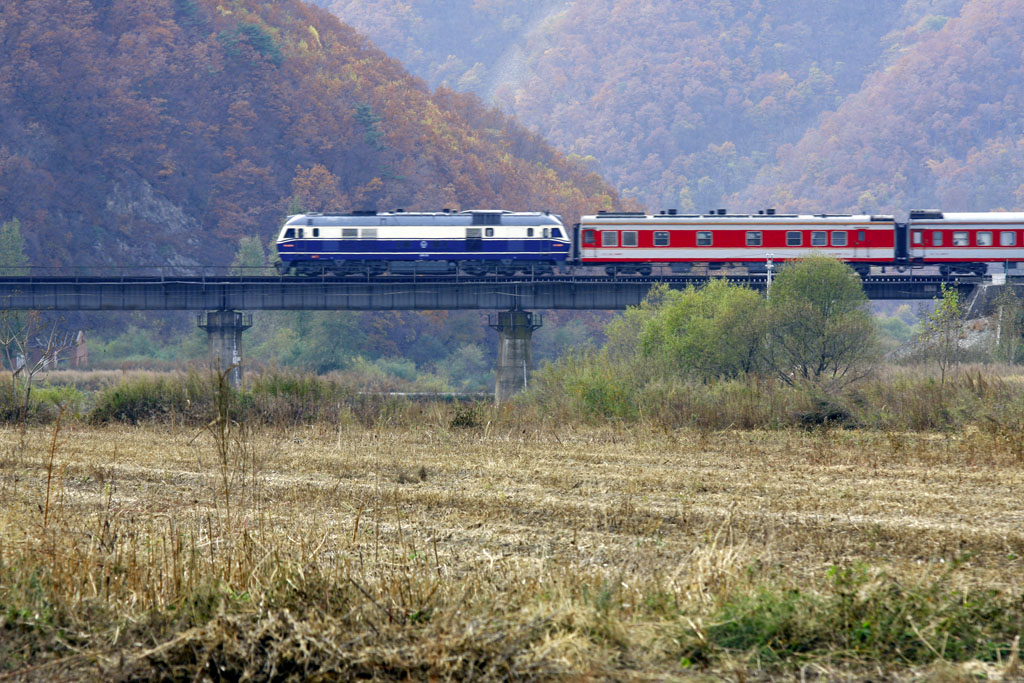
[1,413,1023,680]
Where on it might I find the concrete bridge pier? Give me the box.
[197,310,253,388]
[489,310,542,404]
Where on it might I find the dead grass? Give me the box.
[0,421,1022,680]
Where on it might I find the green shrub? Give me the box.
[680,564,1024,668]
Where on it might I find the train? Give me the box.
[275,208,1024,277]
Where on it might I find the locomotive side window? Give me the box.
[583,229,596,245]
[485,228,494,237]
[932,231,943,246]
[811,231,827,246]
[696,231,712,246]
[832,231,848,247]
[654,231,670,246]
[298,228,304,238]
[543,228,550,238]
[977,231,993,246]
[953,231,969,246]
[786,231,802,246]
[362,228,378,239]
[284,228,295,239]
[745,231,762,247]
[312,228,320,237]
[1001,231,1017,246]
[622,231,638,247]
[601,231,618,247]
[343,228,358,238]
[527,228,535,237]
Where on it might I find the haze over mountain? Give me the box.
[0,0,617,268]
[325,0,1023,215]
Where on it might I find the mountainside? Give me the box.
[738,0,1024,214]
[324,0,1024,214]
[0,0,618,269]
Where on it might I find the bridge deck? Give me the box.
[0,275,977,310]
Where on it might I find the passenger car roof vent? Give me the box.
[909,210,944,219]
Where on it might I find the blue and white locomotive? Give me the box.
[276,209,570,276]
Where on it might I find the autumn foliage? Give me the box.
[0,0,618,268]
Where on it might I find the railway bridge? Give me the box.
[0,273,999,400]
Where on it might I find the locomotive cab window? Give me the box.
[977,231,993,246]
[485,228,494,237]
[622,231,638,247]
[932,231,943,246]
[583,229,596,245]
[811,231,827,246]
[654,231,670,246]
[786,231,802,246]
[696,231,713,247]
[283,228,295,239]
[832,231,848,247]
[1001,231,1017,246]
[953,231,969,246]
[601,231,618,247]
[745,231,762,247]
[553,228,563,238]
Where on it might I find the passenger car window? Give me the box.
[953,231,969,246]
[745,231,762,247]
[654,231,670,246]
[811,231,827,246]
[977,231,993,246]
[583,229,596,245]
[622,231,638,247]
[1001,231,1016,246]
[786,231,801,246]
[696,231,712,246]
[932,231,943,246]
[601,231,618,247]
[832,231,847,246]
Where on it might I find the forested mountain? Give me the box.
[325,0,1024,214]
[739,0,1024,213]
[0,0,617,268]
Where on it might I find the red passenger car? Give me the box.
[577,210,897,276]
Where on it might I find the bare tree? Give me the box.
[918,284,965,386]
[0,310,76,428]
